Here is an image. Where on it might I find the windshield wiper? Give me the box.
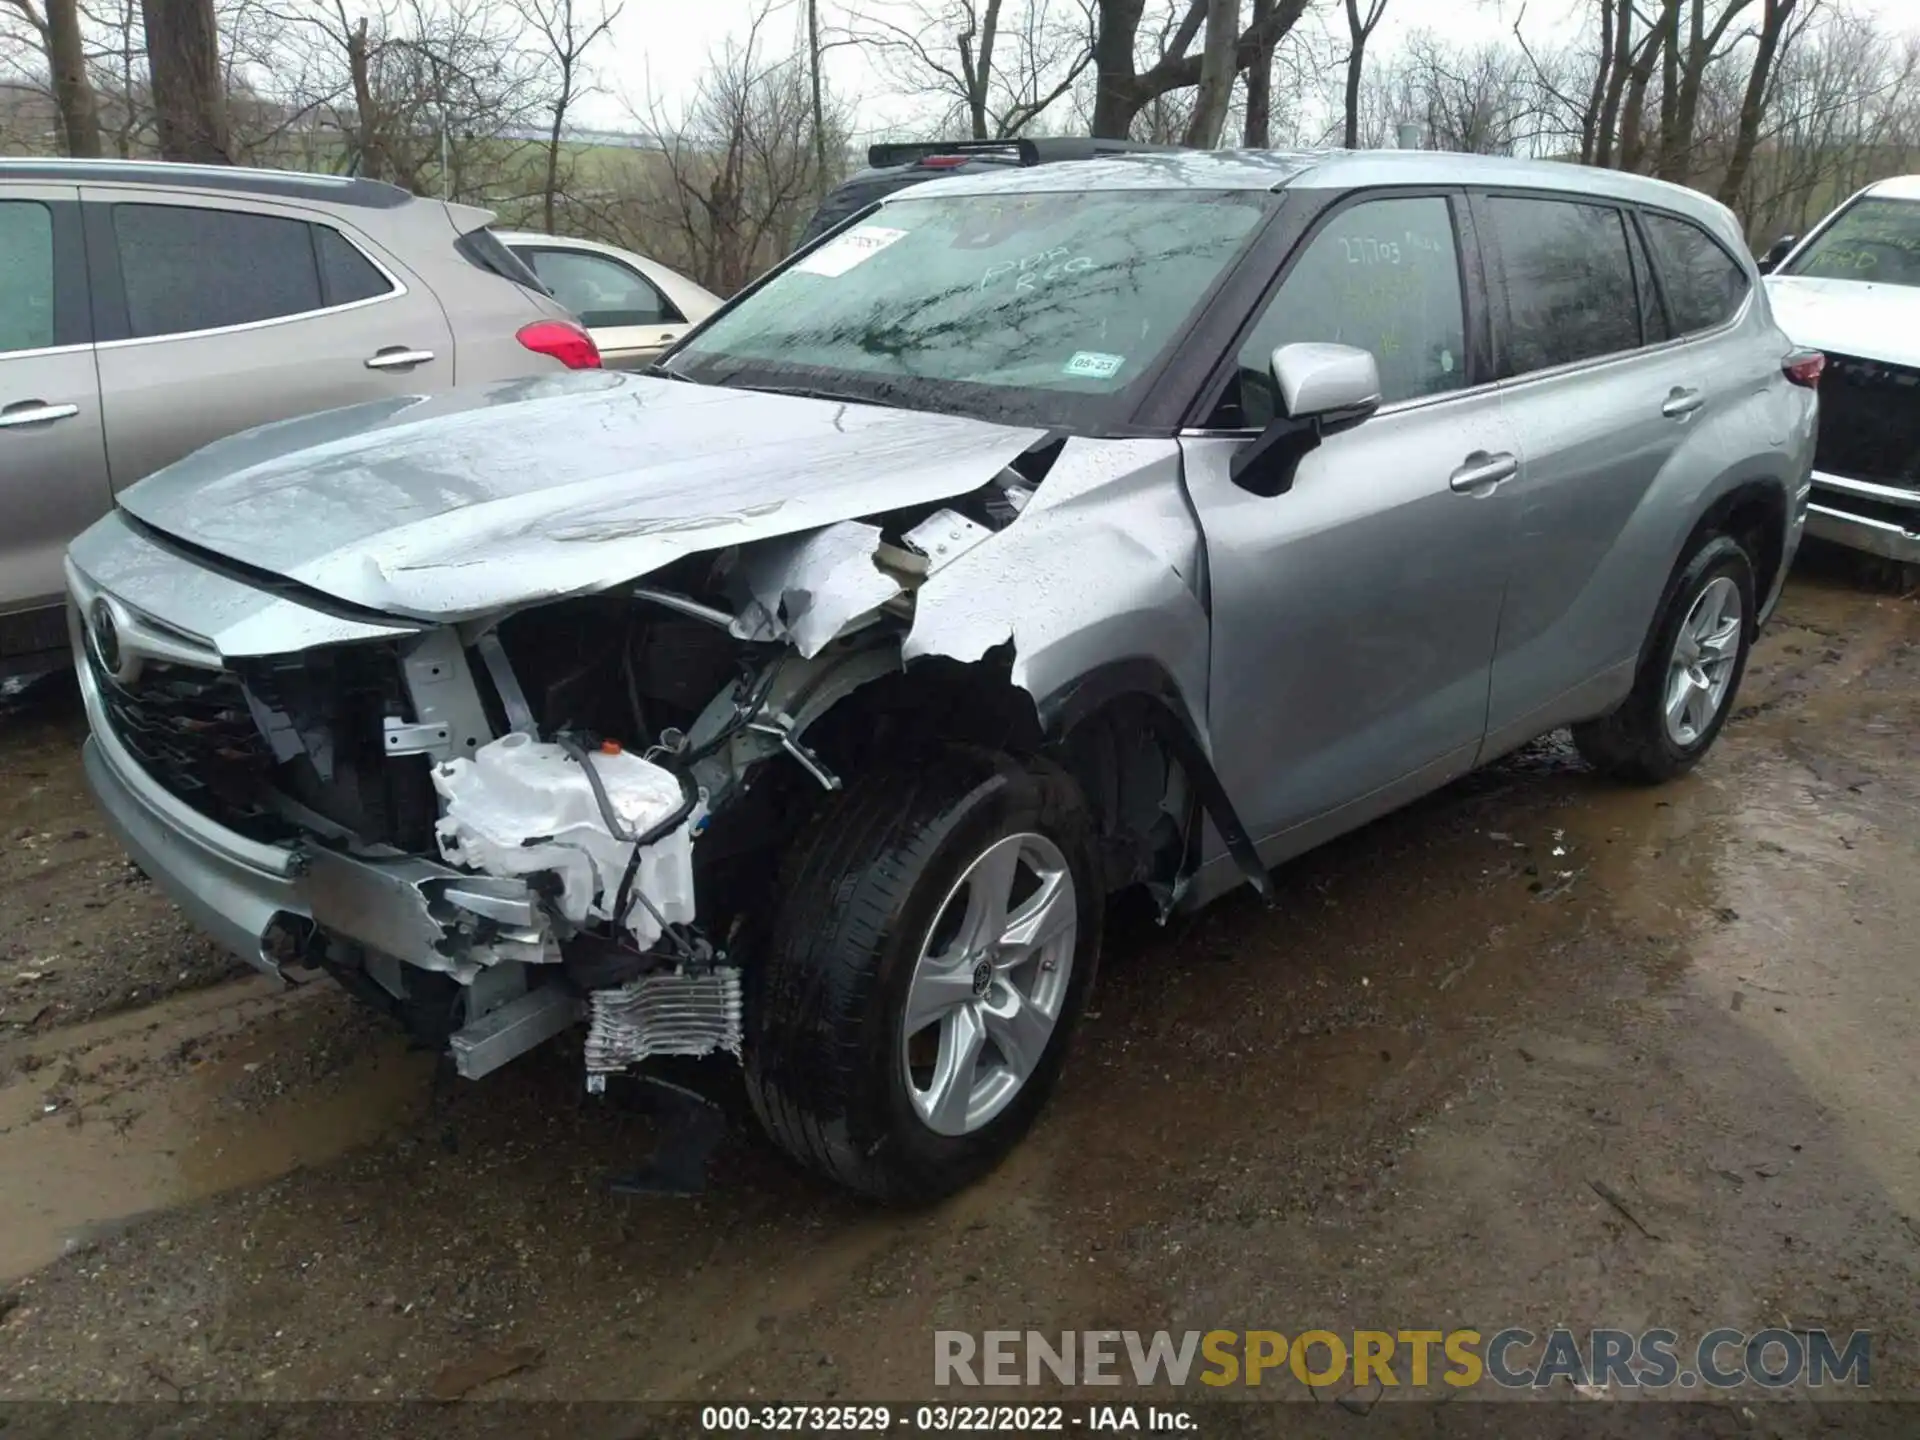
[642,363,699,383]
[721,380,902,409]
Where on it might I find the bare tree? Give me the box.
[1182,0,1237,146]
[638,5,846,294]
[263,0,545,197]
[1240,0,1273,144]
[1367,31,1550,155]
[1341,0,1386,149]
[142,0,229,160]
[1090,0,1308,139]
[516,0,621,232]
[807,0,827,186]
[848,0,1094,139]
[4,0,103,154]
[1716,0,1805,206]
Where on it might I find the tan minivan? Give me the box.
[0,158,596,681]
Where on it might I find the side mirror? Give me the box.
[1231,343,1382,496]
[1758,234,1797,275]
[1271,342,1382,421]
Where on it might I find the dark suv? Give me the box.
[797,137,1173,246]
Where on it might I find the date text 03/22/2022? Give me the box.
[699,1405,1196,1432]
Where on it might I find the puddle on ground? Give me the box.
[0,976,432,1280]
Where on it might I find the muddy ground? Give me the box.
[0,547,1915,1426]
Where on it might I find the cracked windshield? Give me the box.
[672,190,1266,415]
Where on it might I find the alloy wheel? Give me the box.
[1664,574,1743,747]
[900,832,1078,1137]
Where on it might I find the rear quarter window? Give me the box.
[315,226,394,305]
[1641,211,1748,334]
[456,228,551,296]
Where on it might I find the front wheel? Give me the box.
[1574,532,1757,783]
[743,746,1102,1202]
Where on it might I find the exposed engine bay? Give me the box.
[143,439,1192,1087]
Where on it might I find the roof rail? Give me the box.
[0,157,415,209]
[864,137,1179,170]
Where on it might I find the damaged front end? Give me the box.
[67,431,1192,1088]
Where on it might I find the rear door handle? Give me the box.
[1448,450,1519,495]
[0,402,80,429]
[1662,387,1705,418]
[365,347,435,371]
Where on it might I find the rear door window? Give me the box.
[1218,193,1468,426]
[315,225,394,306]
[113,203,322,338]
[1487,196,1640,375]
[0,200,55,353]
[1640,211,1750,332]
[520,248,679,326]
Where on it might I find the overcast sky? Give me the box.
[578,0,1920,133]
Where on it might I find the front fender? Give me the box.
[903,437,1269,899]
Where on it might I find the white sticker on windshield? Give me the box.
[1064,351,1126,380]
[794,225,909,277]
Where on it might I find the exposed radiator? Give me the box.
[583,966,744,1074]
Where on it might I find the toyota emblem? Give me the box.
[88,597,141,685]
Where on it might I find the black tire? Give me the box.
[1573,532,1757,784]
[743,745,1101,1202]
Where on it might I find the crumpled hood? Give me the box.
[117,371,1045,621]
[1764,275,1920,369]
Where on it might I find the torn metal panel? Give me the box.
[301,844,557,982]
[727,520,904,658]
[114,373,1046,621]
[903,438,1212,734]
[901,438,1269,898]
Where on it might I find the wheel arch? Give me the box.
[1684,476,1790,632]
[791,648,1269,905]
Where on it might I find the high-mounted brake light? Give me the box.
[517,319,601,371]
[917,155,972,168]
[1783,351,1825,388]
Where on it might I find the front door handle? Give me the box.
[1661,386,1705,418]
[1448,450,1519,495]
[0,401,80,429]
[365,347,435,371]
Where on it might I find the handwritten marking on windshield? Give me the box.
[980,249,1098,293]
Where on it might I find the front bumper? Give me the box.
[78,643,305,977]
[67,546,554,986]
[79,648,553,982]
[1806,469,1920,564]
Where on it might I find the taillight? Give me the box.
[517,319,601,370]
[1783,351,1825,387]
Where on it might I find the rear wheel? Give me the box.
[743,746,1101,1202]
[1573,533,1756,783]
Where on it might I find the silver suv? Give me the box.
[66,151,1816,1200]
[0,159,593,680]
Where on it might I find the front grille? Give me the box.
[92,653,286,836]
[1815,353,1920,488]
[92,639,436,849]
